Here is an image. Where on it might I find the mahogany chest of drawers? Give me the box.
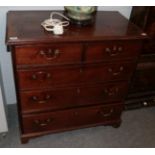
[6,11,146,143]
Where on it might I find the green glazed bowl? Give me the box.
[64,6,97,21]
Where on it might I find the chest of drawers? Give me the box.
[6,11,147,143]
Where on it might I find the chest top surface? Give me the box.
[6,11,147,45]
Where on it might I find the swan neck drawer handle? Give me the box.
[31,71,51,81]
[31,94,51,104]
[108,66,124,76]
[34,118,52,127]
[104,87,119,96]
[99,109,114,117]
[105,46,123,56]
[39,49,60,60]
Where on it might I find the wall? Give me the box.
[0,6,132,104]
[0,78,8,133]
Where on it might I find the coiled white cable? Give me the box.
[41,12,70,35]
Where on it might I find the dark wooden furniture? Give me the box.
[6,11,146,143]
[126,6,155,109]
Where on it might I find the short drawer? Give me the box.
[22,104,123,134]
[17,62,135,90]
[86,41,142,62]
[19,82,128,113]
[14,43,82,65]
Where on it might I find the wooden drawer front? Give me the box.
[17,62,135,90]
[15,44,82,65]
[22,104,123,134]
[86,41,141,62]
[20,82,128,113]
[20,87,78,113]
[77,82,128,105]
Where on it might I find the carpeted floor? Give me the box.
[0,104,155,148]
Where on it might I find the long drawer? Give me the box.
[17,62,135,90]
[22,104,123,134]
[19,82,128,113]
[14,43,83,65]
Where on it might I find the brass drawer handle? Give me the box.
[104,87,119,96]
[31,71,51,81]
[39,49,60,60]
[34,118,52,127]
[31,94,51,104]
[108,66,124,76]
[105,46,123,56]
[98,108,114,117]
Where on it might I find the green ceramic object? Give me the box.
[64,6,97,21]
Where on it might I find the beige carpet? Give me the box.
[0,104,155,148]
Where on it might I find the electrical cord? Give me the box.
[41,12,70,35]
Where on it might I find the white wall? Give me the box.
[0,6,132,104]
[0,82,8,133]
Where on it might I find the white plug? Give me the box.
[53,25,64,35]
